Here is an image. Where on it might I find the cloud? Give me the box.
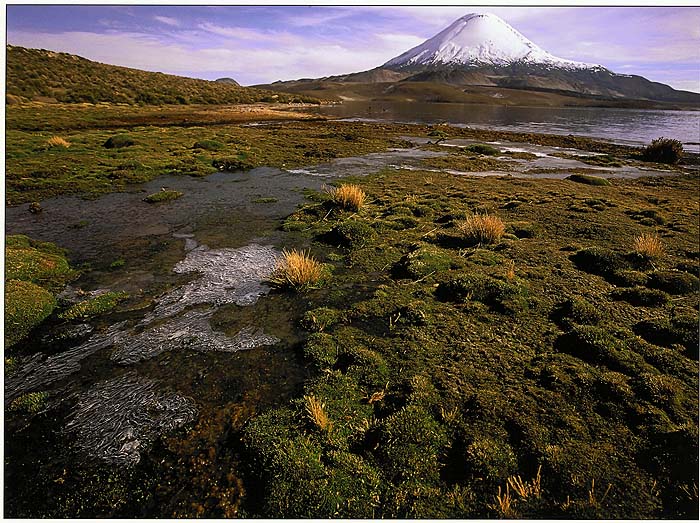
[6,28,415,85]
[153,16,180,27]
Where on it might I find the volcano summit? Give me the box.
[384,13,599,71]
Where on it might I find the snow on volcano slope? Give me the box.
[384,13,603,71]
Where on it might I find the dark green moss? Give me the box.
[437,273,528,314]
[212,154,255,172]
[5,279,56,347]
[300,307,343,333]
[8,391,49,414]
[551,296,603,327]
[566,174,611,186]
[634,316,699,357]
[556,325,647,374]
[392,245,455,279]
[647,270,699,295]
[373,405,447,483]
[610,287,670,307]
[610,269,648,287]
[328,220,377,249]
[302,333,338,369]
[58,291,129,320]
[143,190,183,203]
[571,247,626,276]
[103,134,135,149]
[463,143,501,156]
[193,139,224,151]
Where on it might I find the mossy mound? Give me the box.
[143,190,184,203]
[5,237,74,296]
[571,247,626,276]
[58,291,129,320]
[551,296,603,327]
[300,307,343,333]
[556,325,647,374]
[463,143,500,156]
[103,134,135,149]
[566,174,611,186]
[5,280,56,347]
[646,270,699,295]
[634,316,699,357]
[328,220,377,249]
[8,391,49,414]
[212,154,255,172]
[610,287,670,307]
[437,273,528,314]
[193,139,224,151]
[392,245,455,279]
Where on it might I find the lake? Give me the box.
[309,101,700,152]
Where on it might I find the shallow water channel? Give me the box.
[3,138,676,515]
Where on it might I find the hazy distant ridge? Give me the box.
[6,45,318,105]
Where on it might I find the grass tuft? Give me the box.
[328,184,366,211]
[270,249,325,290]
[46,136,70,148]
[633,233,663,259]
[304,394,332,432]
[458,214,506,245]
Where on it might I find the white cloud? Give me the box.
[153,16,180,27]
[6,28,415,85]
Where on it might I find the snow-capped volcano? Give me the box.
[384,13,600,71]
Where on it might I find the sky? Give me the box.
[5,4,700,92]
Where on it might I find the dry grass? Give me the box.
[633,233,664,259]
[304,394,332,432]
[458,214,506,244]
[491,485,516,518]
[46,136,70,148]
[440,406,459,423]
[508,465,542,499]
[587,479,612,508]
[328,184,366,211]
[505,259,516,281]
[270,249,324,290]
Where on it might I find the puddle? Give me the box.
[285,147,444,178]
[403,136,677,179]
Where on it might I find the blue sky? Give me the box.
[6,5,700,92]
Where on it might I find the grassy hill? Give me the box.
[6,45,319,106]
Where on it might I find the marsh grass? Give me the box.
[458,214,506,245]
[46,136,70,148]
[328,184,366,211]
[633,233,664,259]
[270,249,325,290]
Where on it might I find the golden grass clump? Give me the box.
[633,233,664,259]
[490,485,516,518]
[270,249,324,290]
[304,394,332,432]
[329,184,366,211]
[458,214,506,244]
[507,465,542,500]
[47,136,71,148]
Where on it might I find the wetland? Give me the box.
[4,102,699,518]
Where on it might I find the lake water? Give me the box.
[309,101,700,152]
